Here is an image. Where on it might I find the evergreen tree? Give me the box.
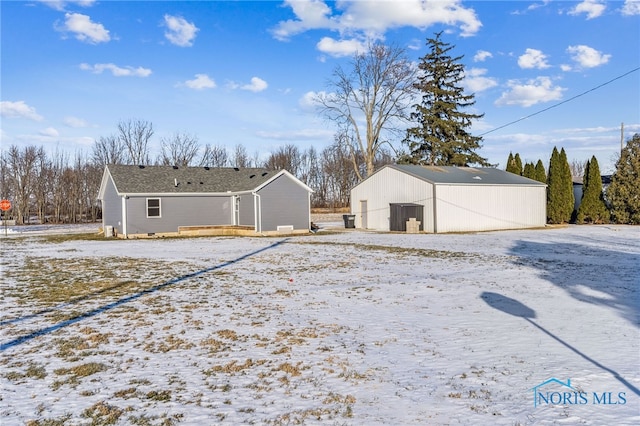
[514,153,523,175]
[534,159,546,183]
[506,152,523,175]
[506,152,515,172]
[403,32,489,166]
[576,156,609,224]
[547,147,574,223]
[607,133,640,224]
[523,162,536,179]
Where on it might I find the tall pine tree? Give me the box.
[576,156,609,223]
[534,159,547,183]
[403,32,489,166]
[547,147,574,223]
[607,133,640,224]
[506,152,523,175]
[523,162,536,179]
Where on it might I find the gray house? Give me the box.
[351,165,547,233]
[98,165,312,238]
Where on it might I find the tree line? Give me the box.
[0,123,394,224]
[1,32,638,225]
[505,133,640,225]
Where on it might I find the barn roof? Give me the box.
[104,164,279,195]
[385,165,546,186]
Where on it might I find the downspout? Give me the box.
[432,184,438,234]
[121,195,128,238]
[254,192,263,234]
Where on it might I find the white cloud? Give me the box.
[473,50,492,62]
[566,45,611,68]
[495,77,566,107]
[40,0,96,11]
[299,91,324,112]
[180,74,216,90]
[317,37,366,57]
[39,127,59,137]
[241,77,268,93]
[63,116,89,128]
[518,48,551,69]
[569,0,606,19]
[0,101,44,121]
[272,0,481,45]
[80,63,152,77]
[464,68,498,93]
[255,128,333,141]
[622,0,640,16]
[163,15,198,47]
[59,12,110,44]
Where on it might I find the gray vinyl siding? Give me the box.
[238,194,255,227]
[258,175,309,231]
[101,177,122,232]
[125,195,231,235]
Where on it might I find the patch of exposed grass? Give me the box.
[5,255,194,307]
[55,361,107,375]
[82,401,124,425]
[3,363,47,382]
[26,414,72,426]
[145,389,172,402]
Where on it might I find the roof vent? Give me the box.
[187,181,191,184]
[138,165,145,169]
[199,182,204,184]
[173,165,179,169]
[261,172,268,177]
[249,174,256,179]
[174,178,178,187]
[472,176,482,180]
[234,167,240,171]
[204,166,210,170]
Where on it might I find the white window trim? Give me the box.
[146,197,161,218]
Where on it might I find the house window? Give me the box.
[147,198,161,218]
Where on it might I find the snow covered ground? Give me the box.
[1,223,638,425]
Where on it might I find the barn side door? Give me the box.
[360,200,368,229]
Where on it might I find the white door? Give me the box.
[360,200,368,229]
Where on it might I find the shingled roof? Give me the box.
[386,165,546,186]
[105,164,277,194]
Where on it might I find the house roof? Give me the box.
[104,164,283,195]
[385,164,546,186]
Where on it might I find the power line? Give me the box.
[480,67,640,137]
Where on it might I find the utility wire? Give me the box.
[480,67,640,137]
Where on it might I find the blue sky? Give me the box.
[1,0,639,173]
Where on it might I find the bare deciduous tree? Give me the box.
[263,144,302,175]
[199,144,229,167]
[233,144,252,168]
[117,119,153,165]
[158,132,200,167]
[5,145,44,224]
[316,42,415,180]
[92,135,125,166]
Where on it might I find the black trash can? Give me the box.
[343,214,355,228]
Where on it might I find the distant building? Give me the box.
[350,165,547,233]
[98,165,312,238]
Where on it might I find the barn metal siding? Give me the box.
[257,174,310,232]
[351,168,433,231]
[435,185,546,233]
[124,195,231,235]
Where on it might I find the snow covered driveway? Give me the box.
[1,225,638,425]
